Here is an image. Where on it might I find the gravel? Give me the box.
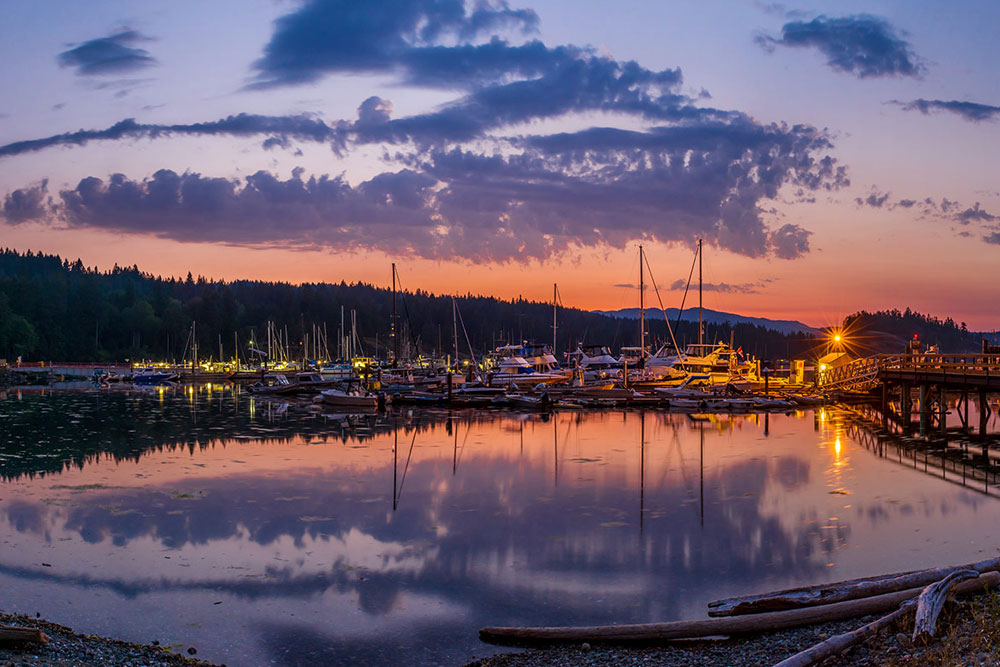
[0,611,219,667]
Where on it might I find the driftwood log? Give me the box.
[0,625,50,644]
[479,572,999,645]
[912,569,978,643]
[708,555,1000,617]
[771,601,915,667]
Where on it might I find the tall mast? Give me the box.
[391,263,398,366]
[552,283,557,354]
[452,297,458,367]
[698,238,703,347]
[639,245,645,354]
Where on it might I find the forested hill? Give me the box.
[842,309,994,354]
[0,248,818,362]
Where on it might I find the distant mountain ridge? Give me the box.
[594,307,821,336]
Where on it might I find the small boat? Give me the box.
[288,372,342,393]
[718,398,755,411]
[654,374,712,397]
[753,397,796,409]
[318,388,379,409]
[247,374,294,395]
[667,398,708,411]
[491,392,552,411]
[132,368,179,384]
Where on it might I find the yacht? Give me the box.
[568,345,623,381]
[649,342,756,385]
[488,344,569,388]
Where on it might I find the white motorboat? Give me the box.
[488,344,569,387]
[247,373,293,395]
[318,388,379,409]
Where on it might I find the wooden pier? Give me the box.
[819,354,1000,437]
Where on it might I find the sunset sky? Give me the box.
[1,0,998,329]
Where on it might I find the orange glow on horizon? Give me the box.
[5,221,1000,331]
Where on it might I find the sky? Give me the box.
[1,0,998,329]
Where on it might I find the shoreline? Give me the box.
[0,611,217,667]
[468,589,1000,667]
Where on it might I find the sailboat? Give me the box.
[644,239,757,385]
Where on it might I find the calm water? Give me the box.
[2,386,1000,666]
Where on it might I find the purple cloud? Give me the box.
[893,99,1000,122]
[58,30,157,76]
[758,15,924,79]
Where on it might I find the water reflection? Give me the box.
[2,388,1000,666]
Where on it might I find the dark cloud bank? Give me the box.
[757,14,924,79]
[2,0,856,261]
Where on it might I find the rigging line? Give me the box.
[641,251,685,362]
[455,299,479,371]
[179,324,193,365]
[396,423,419,506]
[393,269,422,357]
[455,420,473,468]
[675,245,698,333]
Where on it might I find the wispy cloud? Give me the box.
[853,187,1000,245]
[854,188,890,208]
[0,114,346,158]
[57,30,158,76]
[757,14,924,79]
[668,279,762,294]
[891,98,1000,122]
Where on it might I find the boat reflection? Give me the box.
[1,390,999,666]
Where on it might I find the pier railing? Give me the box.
[818,356,883,391]
[819,354,1000,391]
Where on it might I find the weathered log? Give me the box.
[708,554,1000,617]
[0,625,50,644]
[912,568,978,643]
[479,572,1000,646]
[771,601,915,667]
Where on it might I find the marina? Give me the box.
[1,1,998,661]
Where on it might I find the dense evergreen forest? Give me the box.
[1,248,822,363]
[842,309,993,354]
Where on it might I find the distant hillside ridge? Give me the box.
[595,307,820,336]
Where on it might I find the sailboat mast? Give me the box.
[452,297,458,368]
[639,245,645,354]
[391,263,398,366]
[552,283,557,354]
[698,238,703,347]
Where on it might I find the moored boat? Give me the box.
[318,387,379,409]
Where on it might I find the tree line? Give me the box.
[0,248,824,363]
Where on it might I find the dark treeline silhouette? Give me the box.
[843,309,994,354]
[0,248,817,362]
